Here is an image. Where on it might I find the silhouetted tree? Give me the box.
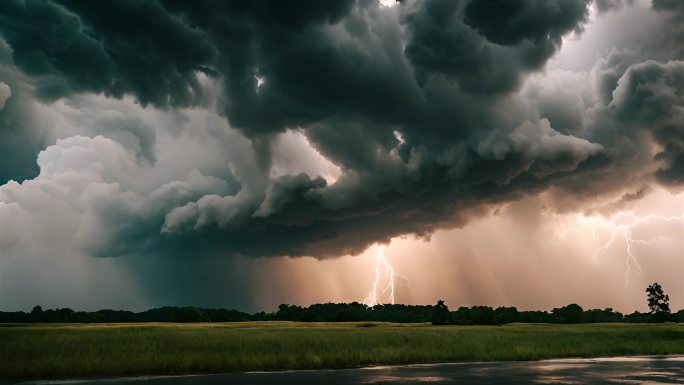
[171,307,208,322]
[0,300,680,324]
[334,309,358,322]
[450,306,472,325]
[646,282,670,322]
[494,307,518,325]
[517,310,550,323]
[582,308,623,323]
[431,300,450,325]
[676,310,684,323]
[30,305,45,322]
[552,304,583,324]
[624,311,652,323]
[469,306,497,325]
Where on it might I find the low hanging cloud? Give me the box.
[0,0,683,264]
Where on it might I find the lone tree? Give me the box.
[431,299,450,325]
[646,282,670,322]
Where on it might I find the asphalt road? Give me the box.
[14,356,684,385]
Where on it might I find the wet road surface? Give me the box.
[14,356,684,385]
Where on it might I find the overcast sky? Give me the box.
[0,0,682,313]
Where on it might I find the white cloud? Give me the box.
[0,82,10,110]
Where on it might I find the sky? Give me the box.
[0,0,683,314]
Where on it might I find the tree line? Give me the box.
[1,302,681,324]
[1,283,678,325]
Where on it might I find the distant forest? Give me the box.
[1,302,683,324]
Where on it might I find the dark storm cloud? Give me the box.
[651,0,684,62]
[652,0,684,12]
[464,0,588,46]
[0,39,48,182]
[404,0,589,94]
[0,0,682,261]
[0,0,216,107]
[595,0,634,13]
[610,60,684,185]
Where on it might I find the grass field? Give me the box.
[2,322,684,380]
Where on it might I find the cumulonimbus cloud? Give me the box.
[0,0,682,261]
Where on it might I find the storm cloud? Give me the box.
[0,0,683,269]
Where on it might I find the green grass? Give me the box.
[1,322,684,379]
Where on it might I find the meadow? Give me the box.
[2,322,684,380]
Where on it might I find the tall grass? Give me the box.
[1,322,683,379]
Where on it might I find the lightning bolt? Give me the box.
[560,211,684,282]
[364,245,407,306]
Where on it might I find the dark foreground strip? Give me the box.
[10,356,684,385]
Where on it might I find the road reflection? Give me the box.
[15,356,684,385]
